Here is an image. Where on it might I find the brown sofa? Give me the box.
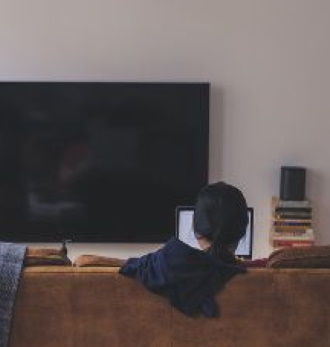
[9,267,330,347]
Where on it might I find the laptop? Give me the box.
[175,206,254,259]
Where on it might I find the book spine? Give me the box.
[272,239,315,247]
[276,200,311,208]
[275,207,312,213]
[271,230,311,237]
[274,211,312,219]
[273,234,315,241]
[272,225,313,232]
[272,196,311,208]
[272,220,312,227]
[274,214,312,220]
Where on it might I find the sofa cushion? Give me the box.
[25,246,71,266]
[267,245,330,268]
[73,255,125,267]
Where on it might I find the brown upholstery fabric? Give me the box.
[267,245,330,268]
[74,255,125,267]
[9,268,330,347]
[24,246,71,266]
[10,267,171,347]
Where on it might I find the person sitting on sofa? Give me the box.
[80,181,249,317]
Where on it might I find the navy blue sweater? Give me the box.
[119,237,246,317]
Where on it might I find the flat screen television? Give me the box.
[0,82,209,242]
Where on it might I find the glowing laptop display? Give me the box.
[175,207,254,259]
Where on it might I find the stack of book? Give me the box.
[271,197,315,248]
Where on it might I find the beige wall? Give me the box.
[2,0,330,258]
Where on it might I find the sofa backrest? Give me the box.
[10,267,330,347]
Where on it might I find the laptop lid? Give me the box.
[175,206,254,259]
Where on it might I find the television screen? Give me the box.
[0,82,209,242]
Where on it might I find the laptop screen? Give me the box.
[175,207,254,259]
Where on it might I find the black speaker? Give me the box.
[280,166,306,201]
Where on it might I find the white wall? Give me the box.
[1,0,330,259]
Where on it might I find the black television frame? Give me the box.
[0,81,210,243]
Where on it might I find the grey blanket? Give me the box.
[0,243,26,347]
